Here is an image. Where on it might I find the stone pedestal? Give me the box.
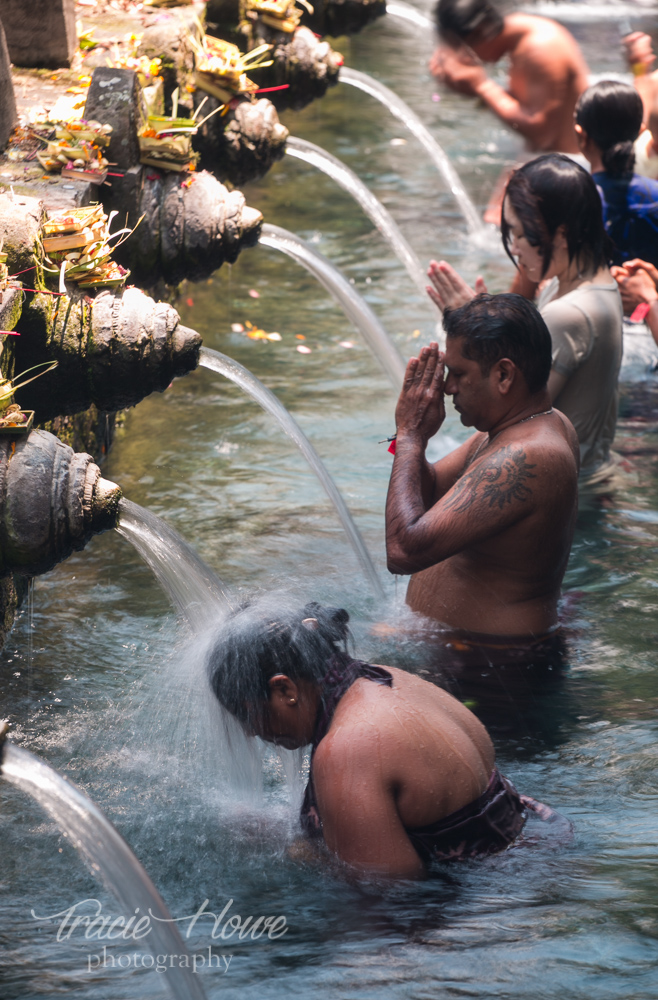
[0,0,76,69]
[83,68,147,171]
[0,192,43,275]
[0,20,16,149]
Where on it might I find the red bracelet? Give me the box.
[630,301,653,322]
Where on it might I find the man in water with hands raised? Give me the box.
[386,294,579,636]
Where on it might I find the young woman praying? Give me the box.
[427,153,622,489]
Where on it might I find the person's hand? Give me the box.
[622,258,658,286]
[427,259,486,312]
[395,342,445,445]
[613,261,658,312]
[622,31,656,73]
[429,44,487,95]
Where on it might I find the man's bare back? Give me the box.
[432,10,589,152]
[385,295,579,636]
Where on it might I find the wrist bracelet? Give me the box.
[630,301,653,322]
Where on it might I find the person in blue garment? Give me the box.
[575,79,658,268]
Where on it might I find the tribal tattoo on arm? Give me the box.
[443,445,536,514]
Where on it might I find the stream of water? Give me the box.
[1,743,208,1000]
[285,135,429,297]
[199,346,384,597]
[116,498,233,630]
[2,4,658,999]
[385,0,433,30]
[339,67,487,239]
[259,223,406,387]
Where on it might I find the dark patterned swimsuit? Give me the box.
[300,654,530,863]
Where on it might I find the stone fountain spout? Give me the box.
[0,429,123,576]
[90,476,123,534]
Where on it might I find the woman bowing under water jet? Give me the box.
[206,599,563,878]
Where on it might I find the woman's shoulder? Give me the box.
[543,281,621,313]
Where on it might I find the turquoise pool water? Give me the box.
[2,4,658,998]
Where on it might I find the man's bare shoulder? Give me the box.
[507,12,586,69]
[443,415,577,515]
[498,412,579,470]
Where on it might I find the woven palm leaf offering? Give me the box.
[192,35,274,103]
[40,205,132,292]
[37,120,112,184]
[242,0,314,34]
[139,118,199,172]
[138,89,224,172]
[0,361,57,435]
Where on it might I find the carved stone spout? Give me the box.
[0,429,122,576]
[15,286,202,420]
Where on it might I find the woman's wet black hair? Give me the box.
[207,599,350,728]
[575,80,644,178]
[435,0,503,43]
[501,153,610,278]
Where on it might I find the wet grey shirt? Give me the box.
[537,279,623,478]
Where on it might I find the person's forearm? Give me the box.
[385,431,432,575]
[474,79,549,146]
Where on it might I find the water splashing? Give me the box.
[199,347,385,599]
[2,742,208,1000]
[117,498,233,630]
[285,135,429,298]
[259,223,405,388]
[339,67,486,238]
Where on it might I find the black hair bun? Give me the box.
[302,602,350,642]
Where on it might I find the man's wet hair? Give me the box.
[443,293,552,394]
[207,598,350,728]
[575,80,644,178]
[435,0,504,43]
[502,153,610,278]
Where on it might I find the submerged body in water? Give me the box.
[386,296,579,635]
[206,601,562,878]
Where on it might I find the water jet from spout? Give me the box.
[339,67,485,238]
[199,347,385,599]
[117,498,233,630]
[259,223,406,388]
[1,740,208,1000]
[385,1,433,30]
[285,136,429,298]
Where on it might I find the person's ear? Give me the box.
[268,674,299,705]
[494,358,516,395]
[553,224,568,252]
[574,122,588,151]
